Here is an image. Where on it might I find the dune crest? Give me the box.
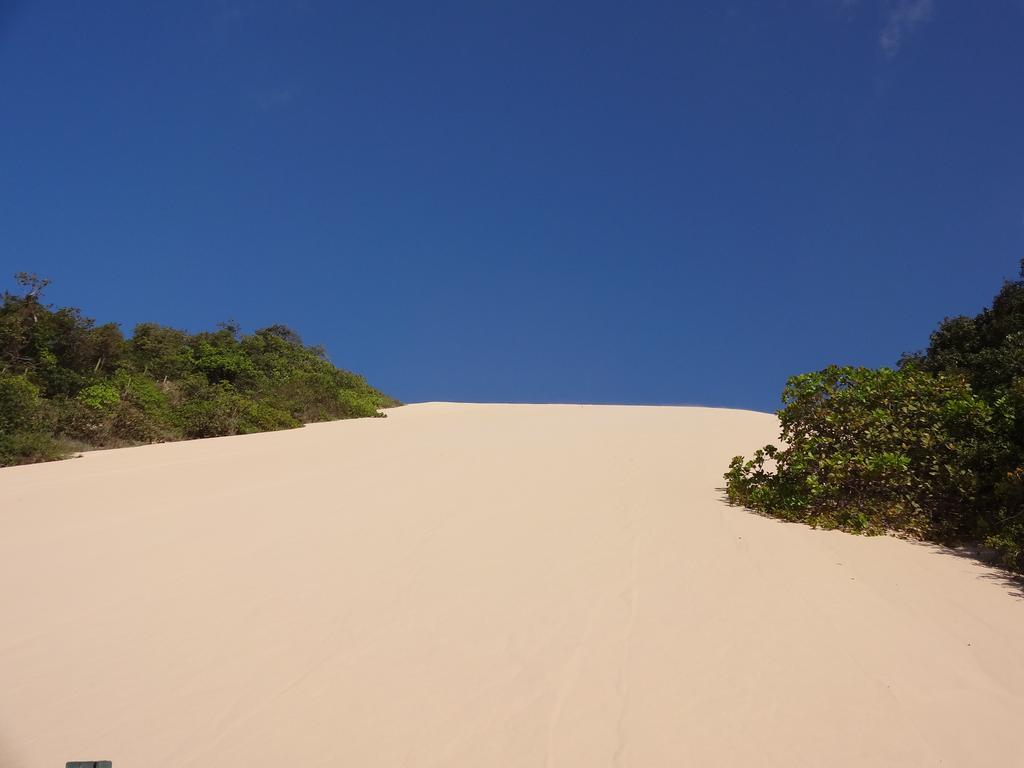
[1,403,1022,767]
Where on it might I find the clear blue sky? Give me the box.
[2,1,1022,411]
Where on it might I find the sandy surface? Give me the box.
[1,403,1022,767]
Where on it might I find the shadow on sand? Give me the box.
[713,487,1024,601]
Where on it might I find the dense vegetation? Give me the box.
[726,261,1024,572]
[0,273,398,467]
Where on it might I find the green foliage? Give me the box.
[77,381,121,410]
[335,388,390,419]
[0,429,67,466]
[725,366,991,537]
[0,373,67,465]
[0,274,399,467]
[175,382,301,438]
[0,374,47,433]
[727,261,1024,572]
[129,322,193,379]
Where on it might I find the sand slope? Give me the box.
[1,403,1022,767]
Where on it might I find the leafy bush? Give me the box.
[174,383,247,439]
[727,261,1024,572]
[0,274,399,467]
[76,382,121,411]
[237,400,302,434]
[0,430,67,466]
[335,388,389,419]
[175,383,301,438]
[0,374,66,464]
[129,322,193,380]
[0,374,47,433]
[725,366,993,537]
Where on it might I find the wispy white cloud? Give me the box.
[879,0,934,58]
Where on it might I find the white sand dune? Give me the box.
[1,402,1022,767]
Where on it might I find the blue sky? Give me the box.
[2,1,1022,411]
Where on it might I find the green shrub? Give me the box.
[0,374,67,466]
[728,261,1024,572]
[175,383,300,438]
[129,323,194,379]
[725,366,992,538]
[0,374,47,433]
[335,388,385,419]
[106,370,176,442]
[0,273,398,466]
[237,400,301,434]
[193,337,259,385]
[174,383,247,438]
[0,430,68,466]
[76,381,121,411]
